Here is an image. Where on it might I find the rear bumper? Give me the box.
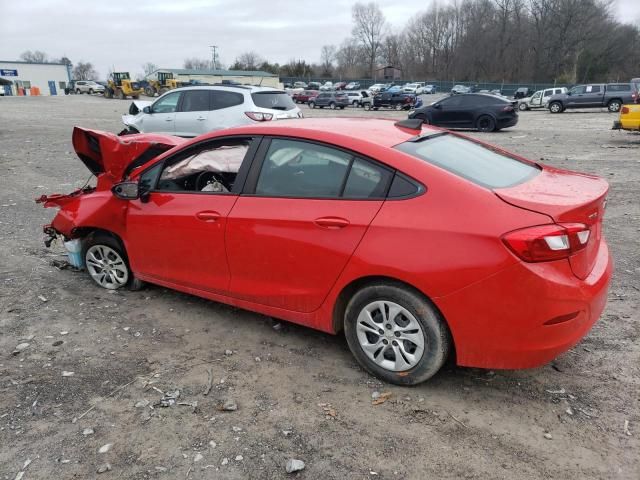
[435,240,612,369]
[497,116,519,129]
[612,121,622,130]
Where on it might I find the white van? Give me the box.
[518,87,568,110]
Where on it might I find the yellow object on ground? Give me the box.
[613,104,640,131]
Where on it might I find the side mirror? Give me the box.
[112,181,139,200]
[433,103,442,109]
[566,92,572,96]
[143,106,152,114]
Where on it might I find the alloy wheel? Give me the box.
[85,245,129,289]
[355,300,425,372]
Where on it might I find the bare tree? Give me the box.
[72,62,98,81]
[232,52,263,70]
[336,38,363,78]
[352,2,386,77]
[142,62,158,76]
[20,50,48,63]
[183,58,211,70]
[320,45,337,76]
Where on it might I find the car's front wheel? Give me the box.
[309,102,315,109]
[75,89,81,94]
[329,102,336,110]
[364,103,371,111]
[518,102,528,111]
[83,233,143,291]
[344,283,450,385]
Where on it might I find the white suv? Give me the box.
[121,85,303,137]
[74,81,105,94]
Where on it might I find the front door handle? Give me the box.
[196,116,206,121]
[165,118,173,122]
[314,216,350,229]
[196,211,221,222]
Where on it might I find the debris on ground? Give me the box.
[219,399,238,411]
[221,458,229,465]
[318,403,337,418]
[156,390,180,407]
[134,399,149,408]
[543,432,553,440]
[203,368,213,396]
[98,443,112,453]
[624,420,632,436]
[235,455,243,461]
[61,371,75,377]
[372,392,392,406]
[52,340,63,347]
[37,295,48,302]
[12,343,30,355]
[224,349,233,356]
[97,463,112,474]
[193,453,204,462]
[286,458,306,473]
[82,427,94,436]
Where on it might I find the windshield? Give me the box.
[395,134,540,188]
[251,91,296,111]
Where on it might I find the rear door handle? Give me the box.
[165,118,173,122]
[196,211,221,222]
[314,216,350,229]
[196,116,206,121]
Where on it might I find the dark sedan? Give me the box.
[409,93,518,132]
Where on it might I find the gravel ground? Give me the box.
[0,95,638,479]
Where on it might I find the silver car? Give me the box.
[121,85,303,137]
[74,81,105,94]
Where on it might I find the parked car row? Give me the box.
[547,82,639,113]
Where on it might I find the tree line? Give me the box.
[19,50,98,81]
[185,0,639,84]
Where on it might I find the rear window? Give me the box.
[251,91,296,111]
[395,133,539,189]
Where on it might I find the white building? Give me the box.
[0,61,71,96]
[150,68,281,89]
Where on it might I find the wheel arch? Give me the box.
[74,227,128,255]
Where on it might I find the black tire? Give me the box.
[476,115,496,132]
[364,103,371,111]
[329,102,336,110]
[309,102,315,109]
[549,101,563,113]
[83,232,144,291]
[75,89,81,94]
[352,100,358,107]
[89,89,94,95]
[344,282,451,385]
[340,106,345,110]
[117,89,125,100]
[607,99,622,113]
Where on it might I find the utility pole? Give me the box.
[210,45,218,70]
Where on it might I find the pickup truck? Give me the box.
[518,87,568,111]
[548,83,639,113]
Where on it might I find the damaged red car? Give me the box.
[38,118,612,385]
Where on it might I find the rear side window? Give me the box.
[210,91,244,110]
[251,91,296,111]
[343,158,392,198]
[180,90,210,112]
[395,134,539,189]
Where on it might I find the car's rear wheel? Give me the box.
[83,233,143,290]
[344,283,450,385]
[329,102,336,110]
[476,115,496,132]
[549,101,563,113]
[89,89,94,95]
[607,99,622,112]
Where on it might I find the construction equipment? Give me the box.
[143,72,179,97]
[104,72,144,100]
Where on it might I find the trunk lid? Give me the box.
[495,166,609,279]
[72,127,184,182]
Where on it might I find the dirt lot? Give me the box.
[0,95,638,480]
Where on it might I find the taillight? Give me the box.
[621,106,629,114]
[502,223,591,262]
[503,105,514,111]
[245,112,274,121]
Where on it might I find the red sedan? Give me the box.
[38,118,612,385]
[292,90,319,104]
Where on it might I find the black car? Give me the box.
[369,92,415,111]
[308,91,350,109]
[514,87,533,99]
[408,93,518,132]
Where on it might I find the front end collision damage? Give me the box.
[36,126,183,249]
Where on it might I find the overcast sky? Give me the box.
[1,0,638,79]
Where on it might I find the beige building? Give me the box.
[149,68,281,88]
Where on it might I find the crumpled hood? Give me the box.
[72,126,184,182]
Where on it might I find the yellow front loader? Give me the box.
[104,72,144,100]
